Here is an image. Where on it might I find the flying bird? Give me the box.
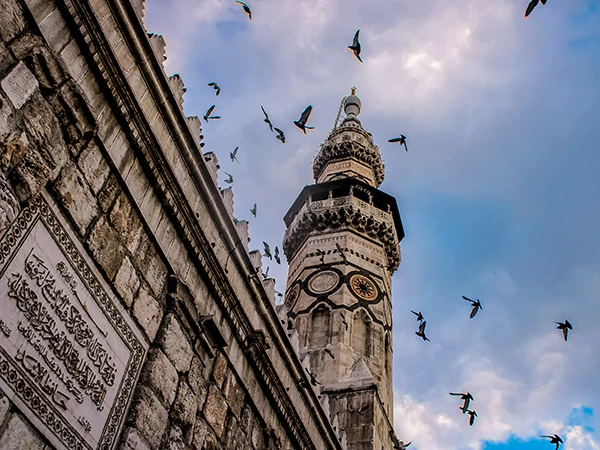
[415,320,430,342]
[223,172,233,184]
[555,320,573,342]
[261,106,274,132]
[449,392,474,412]
[263,241,272,259]
[208,82,221,96]
[203,105,221,122]
[323,348,335,359]
[466,410,478,426]
[236,0,252,20]
[335,243,347,264]
[463,296,483,319]
[315,248,326,264]
[348,29,363,63]
[274,127,286,143]
[230,146,239,163]
[261,266,270,280]
[294,105,314,134]
[411,310,424,322]
[388,134,408,151]
[274,246,281,265]
[250,203,257,218]
[540,434,563,450]
[525,0,547,18]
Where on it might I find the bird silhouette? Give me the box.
[315,248,326,264]
[203,105,221,122]
[208,82,221,96]
[340,312,348,330]
[335,243,347,264]
[463,296,482,318]
[555,320,573,342]
[223,172,233,184]
[230,146,239,163]
[449,392,474,412]
[323,348,335,359]
[466,410,478,426]
[294,105,314,134]
[250,203,257,218]
[525,0,547,18]
[274,127,286,143]
[263,242,272,259]
[540,434,563,450]
[305,368,321,386]
[261,106,274,132]
[274,246,281,265]
[411,310,424,322]
[348,29,363,63]
[395,441,411,450]
[415,320,430,341]
[236,0,252,20]
[261,266,270,280]
[388,134,408,151]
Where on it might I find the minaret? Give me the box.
[283,90,405,449]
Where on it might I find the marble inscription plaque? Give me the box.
[0,194,147,450]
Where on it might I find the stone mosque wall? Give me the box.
[0,0,344,449]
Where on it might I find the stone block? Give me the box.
[191,419,208,450]
[188,356,206,398]
[250,416,265,450]
[118,427,151,450]
[78,140,110,193]
[132,286,163,342]
[1,62,38,110]
[239,405,253,434]
[55,163,99,235]
[127,385,169,449]
[172,381,197,436]
[136,239,168,296]
[225,415,244,449]
[211,352,228,390]
[114,256,141,307]
[157,314,193,373]
[224,374,245,419]
[165,425,185,450]
[0,0,27,43]
[203,383,228,438]
[0,172,19,235]
[201,428,219,450]
[38,8,70,52]
[110,191,143,253]
[98,173,121,212]
[140,348,178,407]
[0,413,46,450]
[0,395,10,425]
[87,216,125,280]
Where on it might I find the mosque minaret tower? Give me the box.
[282,89,405,449]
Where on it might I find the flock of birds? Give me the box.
[194,1,572,449]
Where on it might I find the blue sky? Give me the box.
[144,0,600,448]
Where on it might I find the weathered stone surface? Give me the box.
[128,386,169,450]
[203,383,229,438]
[191,419,209,450]
[115,255,141,307]
[119,427,152,450]
[55,163,99,234]
[1,62,38,110]
[140,348,178,407]
[136,237,168,296]
[0,131,28,172]
[250,417,266,450]
[225,415,244,449]
[0,395,10,426]
[188,355,206,397]
[87,216,125,280]
[211,352,228,390]
[0,413,46,450]
[172,381,197,435]
[98,173,121,213]
[0,172,19,235]
[223,372,245,419]
[110,191,143,253]
[166,425,185,450]
[78,140,110,193]
[157,314,193,373]
[132,286,163,341]
[0,0,26,45]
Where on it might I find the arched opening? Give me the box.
[310,305,331,348]
[351,309,371,357]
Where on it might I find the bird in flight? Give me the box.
[323,348,335,359]
[449,392,474,412]
[463,296,483,319]
[208,82,221,96]
[203,105,221,122]
[388,134,408,151]
[315,248,326,264]
[223,172,233,184]
[250,203,257,218]
[262,266,270,280]
[335,243,347,264]
[525,0,547,18]
[261,106,274,132]
[348,29,363,63]
[466,410,478,426]
[274,246,281,265]
[230,146,239,163]
[236,0,252,20]
[555,320,573,342]
[274,127,286,143]
[415,320,430,341]
[263,241,272,259]
[411,310,424,322]
[294,105,315,134]
[540,434,563,450]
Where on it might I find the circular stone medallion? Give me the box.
[348,273,379,301]
[307,270,340,295]
[285,283,301,309]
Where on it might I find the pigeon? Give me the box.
[203,105,221,122]
[316,248,326,264]
[348,29,363,63]
[335,243,347,264]
[466,410,478,426]
[236,0,252,20]
[274,246,281,265]
[274,127,286,143]
[263,242,272,259]
[230,146,240,163]
[463,296,483,319]
[411,310,424,322]
[305,368,321,386]
[261,266,270,280]
[208,82,221,96]
[415,320,430,342]
[323,348,335,359]
[525,0,547,18]
[388,134,408,151]
[294,105,315,134]
[555,320,573,342]
[261,106,274,132]
[540,434,563,450]
[250,203,257,218]
[449,392,474,412]
[223,172,233,184]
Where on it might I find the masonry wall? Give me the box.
[0,0,343,449]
